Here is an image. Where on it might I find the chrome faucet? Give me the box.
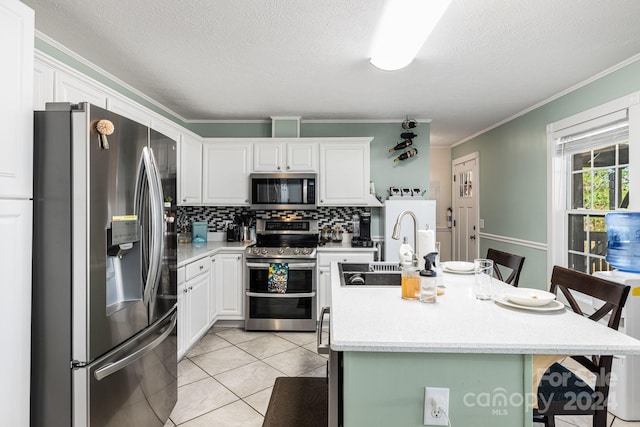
[391,209,419,266]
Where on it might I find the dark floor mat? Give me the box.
[262,377,328,427]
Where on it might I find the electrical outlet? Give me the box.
[424,387,449,426]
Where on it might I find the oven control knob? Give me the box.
[252,247,260,255]
[293,248,300,255]
[261,248,268,255]
[302,248,309,255]
[278,247,285,255]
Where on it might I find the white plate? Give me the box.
[443,266,475,275]
[505,288,556,307]
[493,295,566,312]
[444,261,475,272]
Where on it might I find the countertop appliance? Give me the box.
[383,199,436,263]
[249,173,317,210]
[594,270,640,421]
[245,219,318,331]
[352,211,373,247]
[31,102,177,427]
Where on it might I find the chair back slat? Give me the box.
[486,248,525,287]
[550,266,630,332]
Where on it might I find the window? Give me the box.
[548,93,638,276]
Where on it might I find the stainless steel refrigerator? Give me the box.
[31,102,177,427]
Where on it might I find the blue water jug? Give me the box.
[605,212,640,273]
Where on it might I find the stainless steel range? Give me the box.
[245,219,318,331]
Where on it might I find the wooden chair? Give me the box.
[486,248,525,286]
[533,266,631,427]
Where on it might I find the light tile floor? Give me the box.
[164,326,327,426]
[166,326,640,427]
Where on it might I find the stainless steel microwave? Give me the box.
[249,173,317,210]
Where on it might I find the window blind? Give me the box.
[554,109,629,155]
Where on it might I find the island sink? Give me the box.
[339,262,401,287]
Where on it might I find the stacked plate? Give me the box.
[494,288,565,312]
[443,261,475,274]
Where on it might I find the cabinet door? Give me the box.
[179,134,202,205]
[317,267,331,315]
[215,253,244,319]
[203,141,251,205]
[55,73,107,108]
[177,283,188,360]
[208,256,218,323]
[287,142,317,172]
[319,141,370,205]
[253,142,283,172]
[0,200,32,425]
[0,1,33,199]
[107,96,152,127]
[33,59,54,111]
[187,274,209,349]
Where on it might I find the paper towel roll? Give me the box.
[417,229,436,269]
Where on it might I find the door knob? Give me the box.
[470,235,476,240]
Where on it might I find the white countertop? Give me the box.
[329,262,640,355]
[178,241,249,267]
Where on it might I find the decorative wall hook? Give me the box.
[96,119,114,149]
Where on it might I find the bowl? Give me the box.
[505,288,556,307]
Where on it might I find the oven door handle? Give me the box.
[245,291,316,298]
[246,262,316,269]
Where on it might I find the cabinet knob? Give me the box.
[183,198,187,202]
[189,286,193,290]
[199,265,204,270]
[183,288,188,294]
[286,165,290,170]
[277,166,281,170]
[237,256,241,260]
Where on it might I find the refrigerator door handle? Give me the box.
[135,147,164,308]
[146,147,165,318]
[94,312,176,381]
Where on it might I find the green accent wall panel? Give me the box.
[272,119,299,137]
[343,352,532,427]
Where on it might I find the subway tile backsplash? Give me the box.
[177,206,371,233]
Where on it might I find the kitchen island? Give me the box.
[329,262,640,426]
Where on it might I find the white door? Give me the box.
[202,141,251,205]
[452,153,479,262]
[216,253,244,318]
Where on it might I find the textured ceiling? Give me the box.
[22,0,640,146]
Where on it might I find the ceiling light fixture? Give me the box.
[370,0,452,71]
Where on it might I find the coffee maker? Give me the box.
[352,211,373,247]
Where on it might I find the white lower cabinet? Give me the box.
[316,250,374,314]
[177,257,210,359]
[214,252,244,319]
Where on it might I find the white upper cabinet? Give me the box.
[178,134,202,205]
[33,60,54,111]
[203,140,251,205]
[55,72,108,108]
[0,1,33,199]
[319,138,372,206]
[107,96,152,127]
[252,140,317,172]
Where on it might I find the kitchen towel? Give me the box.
[417,229,436,270]
[268,263,289,293]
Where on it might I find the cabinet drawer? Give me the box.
[317,252,374,267]
[185,257,210,280]
[177,267,186,285]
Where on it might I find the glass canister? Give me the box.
[606,212,640,273]
[401,265,420,300]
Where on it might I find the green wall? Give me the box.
[453,58,640,286]
[36,35,431,240]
